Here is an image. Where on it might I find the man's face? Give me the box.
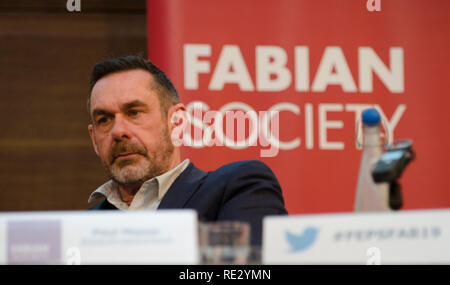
[88,69,174,186]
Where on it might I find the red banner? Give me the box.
[147,0,450,214]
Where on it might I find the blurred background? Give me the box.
[1,0,449,214]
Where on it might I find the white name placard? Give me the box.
[263,209,450,264]
[0,210,199,265]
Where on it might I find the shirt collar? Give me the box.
[88,159,190,204]
[155,158,190,201]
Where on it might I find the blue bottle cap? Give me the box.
[362,108,381,126]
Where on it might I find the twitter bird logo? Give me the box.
[286,227,319,252]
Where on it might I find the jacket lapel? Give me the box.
[158,162,207,209]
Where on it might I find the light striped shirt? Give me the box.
[88,159,190,210]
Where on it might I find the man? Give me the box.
[87,55,287,245]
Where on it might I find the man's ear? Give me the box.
[167,103,187,147]
[167,103,187,129]
[88,124,100,156]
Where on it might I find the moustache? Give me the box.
[108,141,147,164]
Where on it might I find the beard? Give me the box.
[103,125,174,188]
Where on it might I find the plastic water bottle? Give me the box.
[354,108,390,212]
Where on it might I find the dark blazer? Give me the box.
[90,160,288,245]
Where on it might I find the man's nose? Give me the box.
[110,114,132,141]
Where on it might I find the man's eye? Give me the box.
[97,117,109,125]
[128,110,140,117]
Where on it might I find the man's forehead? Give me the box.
[90,69,158,109]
